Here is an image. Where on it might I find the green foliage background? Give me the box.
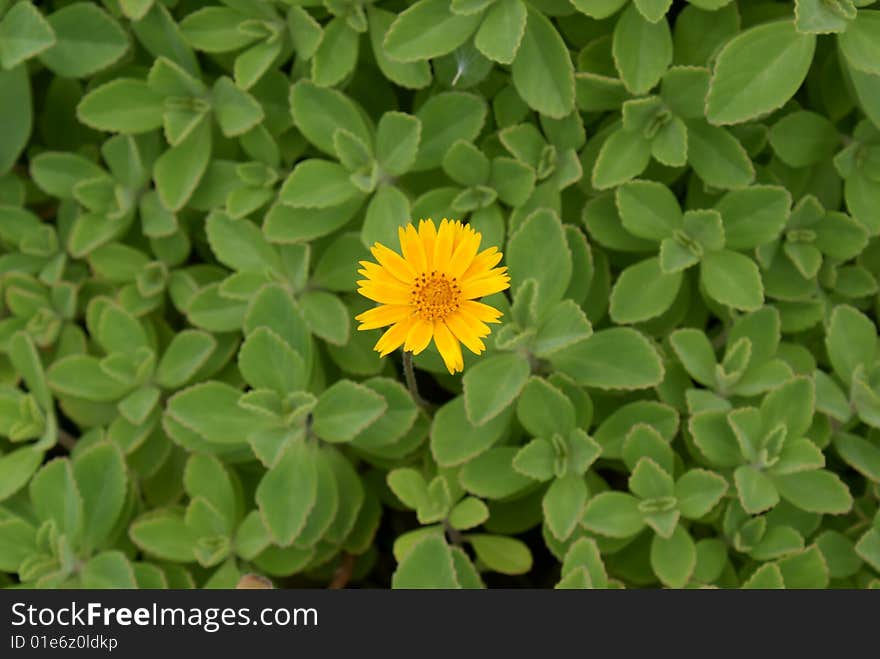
[1,0,879,589]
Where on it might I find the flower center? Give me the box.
[411,271,461,322]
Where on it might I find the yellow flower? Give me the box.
[356,218,510,374]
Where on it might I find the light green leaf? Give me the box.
[469,534,533,575]
[0,1,56,70]
[613,4,672,95]
[700,250,764,311]
[510,6,574,118]
[312,380,387,443]
[383,0,482,63]
[706,21,816,125]
[39,3,128,78]
[650,525,696,588]
[550,328,664,390]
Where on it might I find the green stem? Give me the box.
[402,350,429,411]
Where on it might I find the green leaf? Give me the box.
[383,0,482,63]
[413,92,486,171]
[675,469,728,519]
[715,186,790,250]
[459,446,533,499]
[155,330,216,390]
[613,4,672,95]
[279,159,359,209]
[581,492,645,538]
[238,328,307,395]
[734,465,779,514]
[244,284,312,360]
[211,76,264,137]
[686,121,755,190]
[77,79,164,134]
[510,6,574,118]
[742,562,785,589]
[700,250,764,311]
[153,116,211,212]
[206,211,279,274]
[772,470,853,514]
[516,377,575,438]
[544,474,588,541]
[392,534,460,588]
[513,438,556,482]
[0,447,44,502]
[778,545,830,588]
[166,381,261,445]
[81,551,137,588]
[769,111,839,167]
[376,112,421,176]
[39,3,128,78]
[130,509,197,562]
[650,525,696,588]
[48,354,131,402]
[469,534,532,575]
[299,290,349,346]
[290,80,372,157]
[179,7,256,53]
[448,497,489,531]
[856,528,880,572]
[533,300,593,358]
[475,0,526,65]
[311,18,358,88]
[256,440,319,546]
[794,0,854,34]
[834,433,880,483]
[30,458,83,541]
[761,376,815,441]
[610,257,682,324]
[506,209,572,316]
[0,516,36,572]
[367,6,432,89]
[670,329,716,387]
[839,11,880,75]
[0,65,31,175]
[616,179,682,241]
[705,21,816,125]
[8,332,51,410]
[591,127,651,190]
[550,328,664,390]
[462,353,529,427]
[0,1,56,70]
[73,442,127,552]
[312,380,387,443]
[825,305,876,387]
[443,140,489,186]
[629,457,674,499]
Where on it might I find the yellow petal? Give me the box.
[433,320,464,374]
[454,306,492,338]
[433,218,455,272]
[399,224,427,274]
[447,227,481,279]
[460,273,511,300]
[374,317,415,357]
[370,243,415,283]
[359,260,406,288]
[403,318,434,355]
[418,219,437,271]
[355,304,414,330]
[461,300,503,324]
[462,247,503,280]
[445,311,486,355]
[358,282,412,305]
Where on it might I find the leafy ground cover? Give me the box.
[0,0,879,588]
